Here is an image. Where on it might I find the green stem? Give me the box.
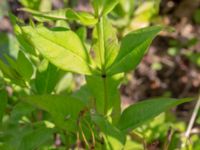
[103,77,108,115]
[185,94,200,138]
[97,17,105,72]
[181,93,200,148]
[96,16,108,115]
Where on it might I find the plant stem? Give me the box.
[185,94,200,138]
[182,93,200,148]
[97,17,105,72]
[103,77,108,115]
[96,16,108,115]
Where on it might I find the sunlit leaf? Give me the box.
[107,26,162,75]
[22,26,94,75]
[66,9,98,25]
[20,8,67,22]
[92,0,120,16]
[93,17,119,70]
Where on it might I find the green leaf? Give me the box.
[22,26,94,75]
[92,0,120,16]
[0,59,22,81]
[107,26,162,75]
[86,73,123,122]
[17,51,33,81]
[0,90,7,122]
[18,127,54,150]
[39,0,52,12]
[19,0,40,9]
[22,94,86,131]
[76,27,87,42]
[117,98,192,132]
[35,61,61,94]
[92,114,126,150]
[9,14,37,55]
[55,73,73,94]
[66,9,98,25]
[72,85,91,105]
[93,17,119,69]
[20,8,67,22]
[102,0,120,16]
[4,54,18,70]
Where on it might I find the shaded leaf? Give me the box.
[22,94,86,131]
[18,127,54,150]
[117,98,192,132]
[76,27,87,42]
[86,73,123,122]
[0,90,7,122]
[92,114,125,150]
[17,51,33,81]
[0,59,22,82]
[35,61,61,94]
[55,73,73,94]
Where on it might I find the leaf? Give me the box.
[92,114,126,150]
[19,0,40,9]
[117,98,192,132]
[93,17,119,69]
[0,32,19,60]
[22,94,86,131]
[4,54,18,70]
[0,59,26,86]
[76,27,87,42]
[55,73,73,94]
[20,8,67,22]
[107,26,162,75]
[0,59,22,81]
[9,14,37,55]
[102,0,120,16]
[0,90,7,122]
[72,85,91,105]
[22,26,93,75]
[17,51,33,81]
[86,73,123,122]
[35,61,62,94]
[39,0,52,12]
[66,9,98,25]
[4,53,33,81]
[18,127,54,150]
[92,0,120,16]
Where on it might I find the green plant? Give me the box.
[0,0,192,149]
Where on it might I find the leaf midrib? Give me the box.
[35,30,90,67]
[106,39,151,74]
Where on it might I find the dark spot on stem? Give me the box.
[102,74,106,78]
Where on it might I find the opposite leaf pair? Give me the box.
[21,22,162,77]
